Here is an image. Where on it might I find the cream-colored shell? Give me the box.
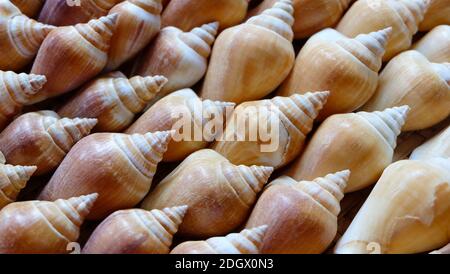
[0,164,36,209]
[419,0,450,31]
[413,25,450,63]
[410,125,450,160]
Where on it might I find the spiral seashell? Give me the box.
[246,170,350,253]
[170,225,268,254]
[38,0,123,26]
[126,88,235,162]
[11,0,45,18]
[278,27,392,119]
[0,71,46,130]
[134,22,219,99]
[0,164,37,209]
[39,131,173,220]
[200,0,295,104]
[337,0,429,61]
[419,0,450,31]
[141,149,274,238]
[0,0,22,18]
[410,125,450,160]
[413,25,450,63]
[105,0,163,71]
[335,158,450,254]
[58,74,167,132]
[0,111,97,176]
[362,50,450,131]
[0,193,98,254]
[30,13,118,104]
[212,91,329,168]
[83,205,188,254]
[285,106,410,193]
[0,13,55,71]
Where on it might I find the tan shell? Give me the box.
[0,194,98,254]
[83,206,187,254]
[285,106,410,193]
[11,0,45,18]
[410,125,450,160]
[141,149,274,238]
[413,25,450,63]
[38,131,173,220]
[0,164,36,209]
[419,0,450,31]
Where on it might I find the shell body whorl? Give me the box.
[413,25,450,63]
[410,126,450,160]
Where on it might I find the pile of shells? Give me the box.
[0,0,449,254]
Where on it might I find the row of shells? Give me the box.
[0,0,449,254]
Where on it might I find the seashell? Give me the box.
[430,243,450,254]
[336,0,429,61]
[125,88,234,162]
[212,91,329,168]
[0,12,55,72]
[246,170,350,254]
[248,0,353,39]
[38,131,173,220]
[133,22,218,100]
[200,0,295,104]
[413,25,450,63]
[362,50,450,131]
[0,111,97,176]
[82,206,187,254]
[161,0,248,31]
[170,225,268,254]
[419,0,450,31]
[0,164,37,209]
[0,70,46,130]
[285,106,410,193]
[335,158,450,254]
[57,74,167,132]
[29,14,118,104]
[278,27,391,119]
[0,0,22,18]
[11,0,45,18]
[38,0,123,26]
[141,149,274,238]
[105,0,163,71]
[410,125,450,160]
[0,194,97,254]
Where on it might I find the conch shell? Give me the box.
[0,8,55,71]
[10,0,45,18]
[413,25,450,63]
[106,0,163,71]
[410,125,450,160]
[170,226,268,254]
[29,14,118,103]
[248,0,353,39]
[82,206,188,254]
[278,27,392,119]
[285,106,410,193]
[0,194,98,254]
[336,0,429,61]
[0,111,97,175]
[212,91,329,168]
[133,22,218,100]
[419,0,450,31]
[141,149,274,238]
[125,88,235,162]
[38,0,123,26]
[57,74,167,132]
[161,0,248,31]
[0,70,46,130]
[335,158,450,254]
[362,50,450,131]
[246,170,350,254]
[38,131,173,220]
[200,0,295,104]
[0,164,37,209]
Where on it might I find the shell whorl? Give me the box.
[46,117,98,153]
[51,193,98,228]
[130,0,163,14]
[119,75,167,113]
[357,106,410,149]
[179,22,219,58]
[0,71,46,106]
[393,0,429,35]
[337,27,392,72]
[74,13,118,52]
[431,63,450,85]
[0,164,36,203]
[113,131,173,178]
[8,15,56,58]
[134,205,187,248]
[206,225,268,254]
[271,91,329,137]
[231,165,273,205]
[246,0,294,41]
